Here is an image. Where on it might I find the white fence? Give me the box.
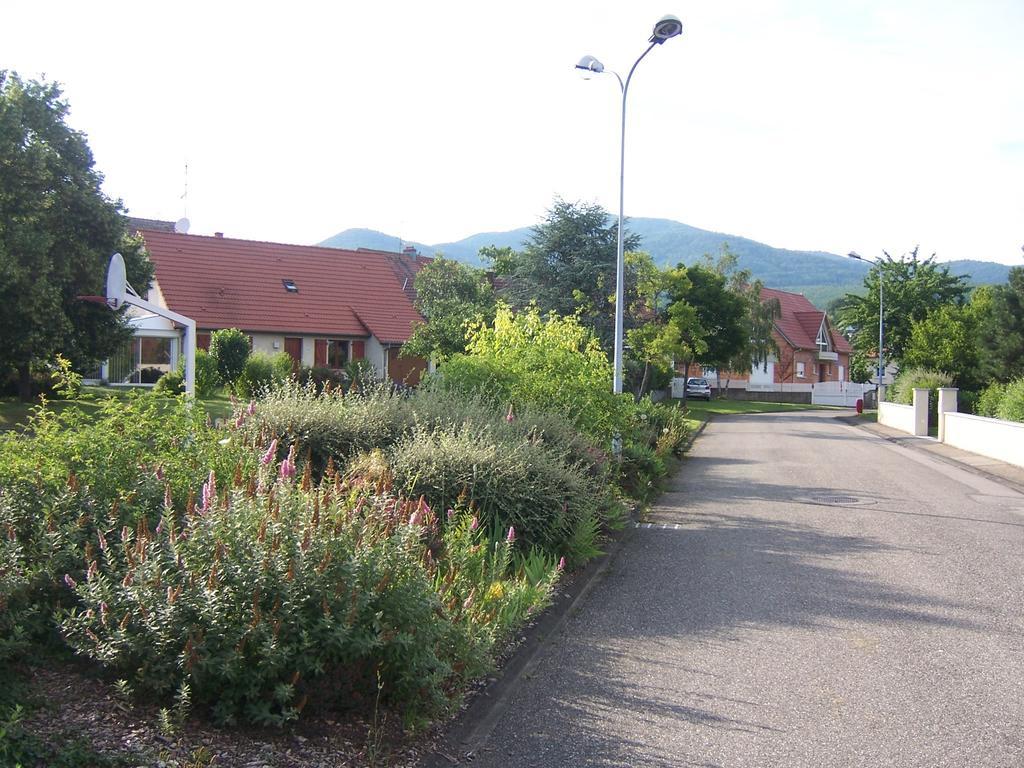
[942,412,1024,469]
[810,381,872,407]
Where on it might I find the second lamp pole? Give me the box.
[576,14,683,455]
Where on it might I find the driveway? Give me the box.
[432,411,1024,767]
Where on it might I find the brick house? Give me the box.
[114,228,431,386]
[680,287,851,391]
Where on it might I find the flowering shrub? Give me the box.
[59,452,558,725]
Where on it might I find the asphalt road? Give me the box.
[448,411,1024,768]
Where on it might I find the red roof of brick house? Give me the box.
[139,230,424,344]
[762,287,851,353]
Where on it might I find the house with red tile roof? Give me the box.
[679,287,852,393]
[112,229,430,386]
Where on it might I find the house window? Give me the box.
[796,361,806,378]
[282,279,298,293]
[817,326,831,353]
[326,340,349,369]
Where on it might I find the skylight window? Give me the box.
[282,279,298,293]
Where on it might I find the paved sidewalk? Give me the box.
[844,415,1024,492]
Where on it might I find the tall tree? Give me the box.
[836,247,969,368]
[490,198,641,351]
[624,258,704,400]
[0,71,153,399]
[677,264,749,373]
[975,267,1024,384]
[402,255,495,361]
[902,303,980,389]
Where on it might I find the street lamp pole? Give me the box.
[577,16,683,453]
[848,251,885,395]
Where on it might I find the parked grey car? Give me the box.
[685,377,712,400]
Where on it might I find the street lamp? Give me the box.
[848,251,885,394]
[576,15,683,454]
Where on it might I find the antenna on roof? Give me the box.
[179,160,189,220]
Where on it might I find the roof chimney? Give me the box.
[214,232,224,238]
[402,245,418,259]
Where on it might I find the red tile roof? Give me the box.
[761,287,851,353]
[140,230,424,343]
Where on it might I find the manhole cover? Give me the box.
[809,494,873,506]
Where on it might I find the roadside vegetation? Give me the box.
[0,308,694,764]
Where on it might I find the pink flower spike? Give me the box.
[234,414,244,429]
[164,485,172,510]
[506,526,516,544]
[447,508,455,521]
[470,517,479,531]
[506,404,515,423]
[63,574,77,589]
[201,470,216,513]
[247,400,256,416]
[155,465,164,481]
[261,439,278,466]
[558,556,566,572]
[97,531,107,551]
[408,510,423,527]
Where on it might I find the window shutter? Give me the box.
[351,340,365,360]
[314,339,327,367]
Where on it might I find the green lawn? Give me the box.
[0,386,234,432]
[681,398,849,421]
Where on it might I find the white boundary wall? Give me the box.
[942,413,1024,469]
[879,401,916,434]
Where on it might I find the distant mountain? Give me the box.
[319,219,1012,309]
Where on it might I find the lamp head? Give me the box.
[575,55,605,79]
[650,14,683,43]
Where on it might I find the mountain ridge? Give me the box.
[319,219,1012,308]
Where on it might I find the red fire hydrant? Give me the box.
[856,398,864,414]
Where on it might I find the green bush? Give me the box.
[248,380,413,473]
[176,348,222,398]
[153,369,184,395]
[996,378,1024,423]
[618,442,666,501]
[235,352,293,399]
[388,424,607,565]
[888,368,953,405]
[436,305,630,441]
[298,365,346,392]
[976,383,1006,417]
[209,329,250,390]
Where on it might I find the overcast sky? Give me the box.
[4,1,1022,264]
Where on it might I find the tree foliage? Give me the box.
[437,304,629,440]
[975,267,1024,384]
[0,71,154,398]
[837,248,969,368]
[489,199,641,351]
[208,328,249,390]
[402,256,495,361]
[902,303,980,389]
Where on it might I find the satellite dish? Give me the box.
[174,217,191,234]
[106,252,127,308]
